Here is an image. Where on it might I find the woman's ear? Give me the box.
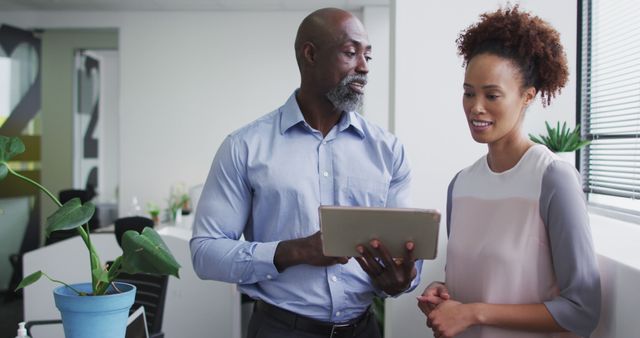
[523,87,537,106]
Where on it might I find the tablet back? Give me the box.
[319,206,440,260]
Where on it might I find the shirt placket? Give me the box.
[318,137,346,322]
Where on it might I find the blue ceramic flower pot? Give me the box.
[53,282,136,338]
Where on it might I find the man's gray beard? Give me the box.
[325,75,366,113]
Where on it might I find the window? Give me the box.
[579,0,640,217]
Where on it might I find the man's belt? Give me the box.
[255,300,373,337]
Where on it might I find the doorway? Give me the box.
[73,49,119,226]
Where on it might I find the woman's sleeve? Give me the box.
[446,171,461,238]
[539,160,601,337]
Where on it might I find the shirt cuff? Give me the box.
[375,260,423,298]
[252,241,281,281]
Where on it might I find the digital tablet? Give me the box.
[319,206,440,260]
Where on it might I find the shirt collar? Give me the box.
[279,91,306,134]
[279,90,365,139]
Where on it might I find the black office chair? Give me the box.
[24,319,62,337]
[114,271,168,338]
[114,216,155,248]
[111,216,167,338]
[105,267,168,338]
[58,188,95,204]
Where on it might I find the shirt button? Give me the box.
[238,279,243,283]
[323,171,329,177]
[336,311,341,317]
[322,140,327,144]
[266,274,272,280]
[331,275,338,282]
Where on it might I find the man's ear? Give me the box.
[302,42,317,65]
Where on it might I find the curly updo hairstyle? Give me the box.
[456,5,568,107]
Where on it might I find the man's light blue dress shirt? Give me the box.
[190,91,422,323]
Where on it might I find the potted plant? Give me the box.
[0,135,181,338]
[167,184,191,224]
[146,202,161,225]
[529,121,591,163]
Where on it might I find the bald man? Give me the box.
[190,8,422,338]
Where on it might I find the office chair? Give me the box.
[114,271,168,338]
[58,188,95,204]
[24,319,62,337]
[114,216,155,248]
[112,216,167,337]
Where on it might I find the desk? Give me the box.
[23,226,240,338]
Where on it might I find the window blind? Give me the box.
[580,0,640,211]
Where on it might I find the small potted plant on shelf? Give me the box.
[529,121,591,163]
[167,184,191,225]
[146,202,161,225]
[0,135,181,338]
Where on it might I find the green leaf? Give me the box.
[16,271,85,295]
[120,227,180,278]
[15,270,44,291]
[92,266,110,284]
[0,163,7,180]
[45,198,96,237]
[549,122,560,151]
[9,137,25,158]
[578,139,591,149]
[529,121,590,153]
[372,296,385,332]
[560,121,568,140]
[529,134,543,145]
[0,136,25,162]
[107,256,123,280]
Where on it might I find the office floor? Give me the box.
[0,292,23,337]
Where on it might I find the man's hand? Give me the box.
[354,239,417,296]
[417,282,450,327]
[274,231,348,272]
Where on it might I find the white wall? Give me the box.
[0,8,390,219]
[116,11,305,216]
[389,1,575,337]
[589,211,640,338]
[1,11,304,215]
[0,197,30,289]
[362,6,390,130]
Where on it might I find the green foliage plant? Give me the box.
[529,121,591,152]
[167,184,190,222]
[0,135,180,296]
[372,296,385,334]
[146,202,160,218]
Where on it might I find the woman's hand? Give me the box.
[428,300,477,338]
[417,281,450,320]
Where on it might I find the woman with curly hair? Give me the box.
[417,6,601,338]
